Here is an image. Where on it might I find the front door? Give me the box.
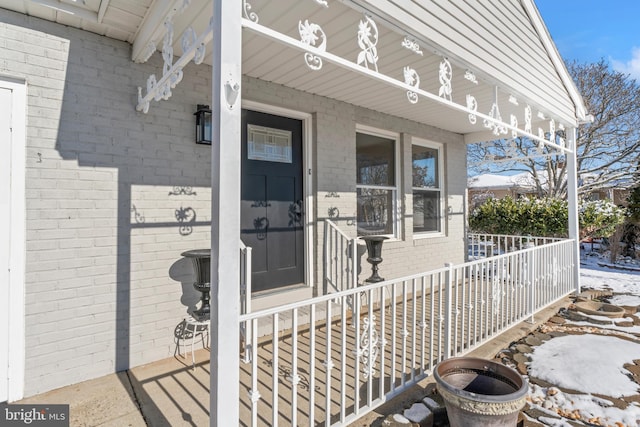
[241,110,305,292]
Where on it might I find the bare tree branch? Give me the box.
[468,60,640,199]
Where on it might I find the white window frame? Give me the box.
[411,137,445,239]
[355,124,400,239]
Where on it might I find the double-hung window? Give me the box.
[356,128,398,237]
[412,139,444,236]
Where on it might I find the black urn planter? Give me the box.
[181,249,211,319]
[360,236,389,283]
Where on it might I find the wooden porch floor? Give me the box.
[130,278,544,426]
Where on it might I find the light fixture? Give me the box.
[194,104,212,145]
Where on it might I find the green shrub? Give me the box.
[578,199,627,240]
[469,196,568,237]
[469,196,625,239]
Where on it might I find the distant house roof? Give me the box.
[468,172,540,190]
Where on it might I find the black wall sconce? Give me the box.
[194,104,212,145]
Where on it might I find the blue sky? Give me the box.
[535,0,640,79]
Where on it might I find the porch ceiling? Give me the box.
[0,0,573,143]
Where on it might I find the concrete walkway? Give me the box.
[13,297,571,427]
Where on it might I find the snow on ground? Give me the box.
[526,255,640,426]
[609,293,640,306]
[528,334,640,397]
[580,254,640,294]
[528,383,640,427]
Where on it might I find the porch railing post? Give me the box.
[241,245,252,364]
[323,220,329,295]
[528,248,536,323]
[444,263,453,359]
[566,127,581,294]
[351,237,358,289]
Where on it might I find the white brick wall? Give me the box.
[2,9,468,397]
[1,11,215,396]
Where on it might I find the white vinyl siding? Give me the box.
[380,0,576,124]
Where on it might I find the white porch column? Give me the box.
[210,0,242,425]
[566,127,581,294]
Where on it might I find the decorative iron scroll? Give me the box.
[359,315,380,379]
[402,36,423,55]
[438,58,453,101]
[403,67,420,104]
[299,20,327,70]
[464,70,477,84]
[136,3,213,114]
[357,15,379,71]
[510,114,518,139]
[466,94,478,125]
[243,0,259,23]
[548,119,555,142]
[484,87,507,136]
[135,0,573,154]
[524,105,533,133]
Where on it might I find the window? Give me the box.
[356,129,398,236]
[412,139,443,235]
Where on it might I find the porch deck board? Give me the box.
[237,281,508,426]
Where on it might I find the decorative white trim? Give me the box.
[357,15,379,72]
[243,0,259,22]
[136,5,214,113]
[358,315,380,379]
[401,37,423,56]
[242,19,573,154]
[466,94,477,125]
[1,77,26,402]
[299,20,327,71]
[510,114,518,139]
[484,87,507,136]
[403,66,420,104]
[464,70,477,84]
[438,58,453,101]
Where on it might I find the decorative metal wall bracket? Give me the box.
[136,9,214,114]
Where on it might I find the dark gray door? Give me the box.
[241,110,304,292]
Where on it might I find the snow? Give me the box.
[525,255,640,426]
[529,384,640,426]
[528,334,640,397]
[579,254,640,294]
[467,172,539,189]
[609,294,640,306]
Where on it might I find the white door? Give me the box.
[0,80,26,403]
[0,86,12,402]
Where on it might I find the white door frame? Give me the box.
[241,100,314,291]
[1,77,26,402]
